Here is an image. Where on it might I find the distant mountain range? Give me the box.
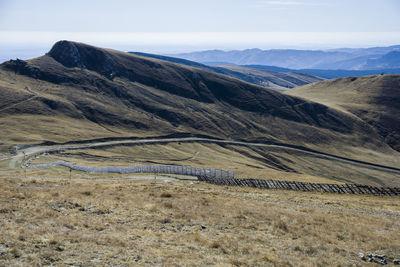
[171,45,400,70]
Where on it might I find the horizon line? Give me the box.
[1,31,400,63]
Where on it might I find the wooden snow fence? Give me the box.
[197,176,400,196]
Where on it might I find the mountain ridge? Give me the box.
[172,45,400,70]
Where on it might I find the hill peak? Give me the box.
[48,40,85,68]
[48,40,118,78]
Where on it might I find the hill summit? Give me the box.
[48,40,121,79]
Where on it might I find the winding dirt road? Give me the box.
[3,137,400,174]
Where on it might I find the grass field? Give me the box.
[0,177,399,266]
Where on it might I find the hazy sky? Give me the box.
[0,0,400,61]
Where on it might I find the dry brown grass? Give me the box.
[0,176,399,266]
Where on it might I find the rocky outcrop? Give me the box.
[2,59,41,78]
[1,58,72,84]
[48,40,119,79]
[48,40,83,68]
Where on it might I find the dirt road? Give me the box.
[3,137,400,174]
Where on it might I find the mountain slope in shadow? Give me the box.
[129,52,323,91]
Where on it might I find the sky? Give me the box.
[0,0,400,61]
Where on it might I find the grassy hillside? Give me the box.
[286,75,400,152]
[1,41,399,185]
